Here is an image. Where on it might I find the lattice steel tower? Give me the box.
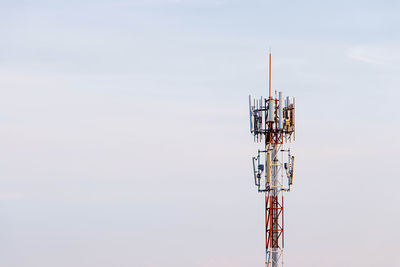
[248,52,295,267]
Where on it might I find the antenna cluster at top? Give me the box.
[248,52,295,145]
[248,93,295,144]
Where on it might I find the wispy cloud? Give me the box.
[347,43,400,67]
[347,46,379,64]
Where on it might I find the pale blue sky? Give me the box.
[0,1,399,267]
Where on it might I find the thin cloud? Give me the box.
[347,44,400,67]
[347,46,380,64]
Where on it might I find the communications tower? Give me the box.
[248,52,296,267]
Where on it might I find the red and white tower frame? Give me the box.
[249,53,295,267]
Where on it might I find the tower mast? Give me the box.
[249,52,296,267]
